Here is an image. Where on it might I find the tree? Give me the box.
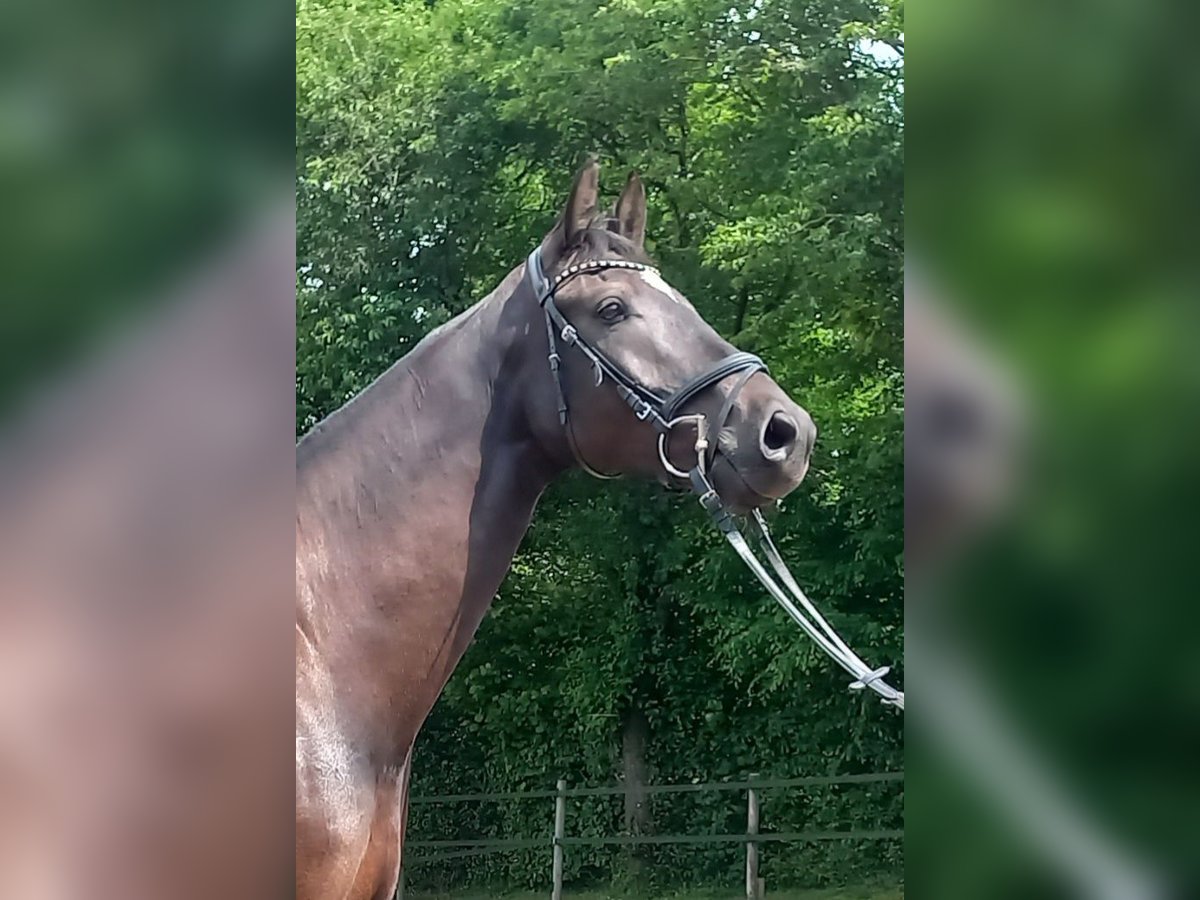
[297,0,903,889]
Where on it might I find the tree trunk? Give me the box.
[621,706,651,834]
[619,705,652,885]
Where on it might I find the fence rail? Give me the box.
[408,828,902,854]
[402,771,903,898]
[408,771,902,806]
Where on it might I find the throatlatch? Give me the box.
[526,247,904,711]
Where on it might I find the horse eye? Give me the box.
[597,298,626,323]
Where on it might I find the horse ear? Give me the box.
[543,157,600,264]
[614,171,646,248]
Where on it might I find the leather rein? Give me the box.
[526,247,904,710]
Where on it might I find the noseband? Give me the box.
[524,246,904,710]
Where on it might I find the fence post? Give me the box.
[746,776,763,900]
[551,778,567,900]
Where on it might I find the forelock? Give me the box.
[567,221,654,267]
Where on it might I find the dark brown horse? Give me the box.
[295,161,816,900]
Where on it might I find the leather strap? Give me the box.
[660,351,767,421]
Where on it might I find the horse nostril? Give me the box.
[761,412,799,459]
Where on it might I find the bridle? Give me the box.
[526,247,904,710]
[527,247,765,480]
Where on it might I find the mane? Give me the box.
[297,266,524,464]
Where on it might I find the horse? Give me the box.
[295,160,816,900]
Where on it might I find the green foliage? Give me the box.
[298,0,902,891]
[408,885,902,900]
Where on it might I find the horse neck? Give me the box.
[296,266,562,763]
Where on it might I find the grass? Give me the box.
[407,885,902,900]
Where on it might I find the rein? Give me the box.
[526,248,904,710]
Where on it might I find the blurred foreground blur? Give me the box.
[0,210,296,900]
[0,0,292,419]
[908,0,1199,895]
[0,0,294,896]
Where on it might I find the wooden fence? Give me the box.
[400,771,903,899]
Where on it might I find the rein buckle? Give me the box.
[697,488,722,513]
[849,666,891,691]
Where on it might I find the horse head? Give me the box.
[521,159,816,512]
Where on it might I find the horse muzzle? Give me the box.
[711,392,816,510]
